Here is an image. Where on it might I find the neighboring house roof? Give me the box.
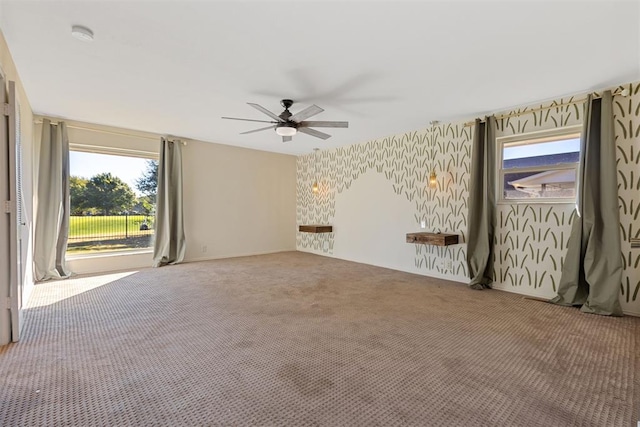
[508,169,575,196]
[503,152,579,196]
[509,169,575,188]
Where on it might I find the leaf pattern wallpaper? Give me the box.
[297,81,640,315]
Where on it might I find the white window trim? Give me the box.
[67,145,158,259]
[496,125,582,205]
[70,143,159,160]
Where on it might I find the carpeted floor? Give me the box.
[0,251,638,426]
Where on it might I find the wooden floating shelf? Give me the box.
[631,238,640,248]
[299,225,333,233]
[406,232,459,246]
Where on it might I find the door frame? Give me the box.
[0,69,23,345]
[7,80,21,342]
[0,68,10,345]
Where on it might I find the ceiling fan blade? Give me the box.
[299,121,349,128]
[247,103,285,122]
[290,104,324,122]
[298,127,331,140]
[282,136,292,143]
[222,116,278,124]
[240,125,276,135]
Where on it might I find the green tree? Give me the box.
[84,173,136,215]
[131,195,155,215]
[136,160,158,204]
[70,176,89,215]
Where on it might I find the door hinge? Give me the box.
[4,200,11,214]
[2,103,9,117]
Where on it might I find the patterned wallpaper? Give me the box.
[492,100,581,300]
[297,81,640,315]
[615,83,640,309]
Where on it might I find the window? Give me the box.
[68,150,158,255]
[498,126,581,202]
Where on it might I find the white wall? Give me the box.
[332,170,418,275]
[182,139,296,262]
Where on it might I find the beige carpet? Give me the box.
[1,251,638,426]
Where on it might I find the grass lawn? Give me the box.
[67,235,153,254]
[68,215,154,250]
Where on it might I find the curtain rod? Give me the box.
[463,88,629,127]
[33,120,187,145]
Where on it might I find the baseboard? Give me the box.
[296,249,468,284]
[184,248,296,264]
[494,285,640,317]
[298,249,640,317]
[491,284,556,301]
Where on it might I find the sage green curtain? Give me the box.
[34,119,71,281]
[152,137,186,267]
[466,116,496,289]
[551,91,622,316]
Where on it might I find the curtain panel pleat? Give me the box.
[34,119,71,281]
[152,137,185,267]
[466,116,496,289]
[551,91,623,316]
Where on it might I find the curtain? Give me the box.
[153,137,186,267]
[466,116,496,289]
[551,91,623,316]
[34,119,71,281]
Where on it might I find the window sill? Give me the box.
[67,248,153,260]
[497,199,576,205]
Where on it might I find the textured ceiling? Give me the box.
[1,1,639,155]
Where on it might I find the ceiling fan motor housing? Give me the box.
[279,111,292,121]
[279,99,294,121]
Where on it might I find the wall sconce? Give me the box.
[428,120,439,189]
[312,148,320,194]
[429,170,437,188]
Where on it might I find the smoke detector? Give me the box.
[71,25,94,42]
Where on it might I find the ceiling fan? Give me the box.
[222,99,349,142]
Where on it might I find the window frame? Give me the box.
[66,147,159,258]
[496,125,582,205]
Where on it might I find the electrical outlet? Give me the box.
[439,259,452,272]
[420,219,426,229]
[201,244,208,253]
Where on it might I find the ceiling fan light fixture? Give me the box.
[275,124,297,136]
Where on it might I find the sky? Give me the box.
[70,151,150,195]
[503,137,580,160]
